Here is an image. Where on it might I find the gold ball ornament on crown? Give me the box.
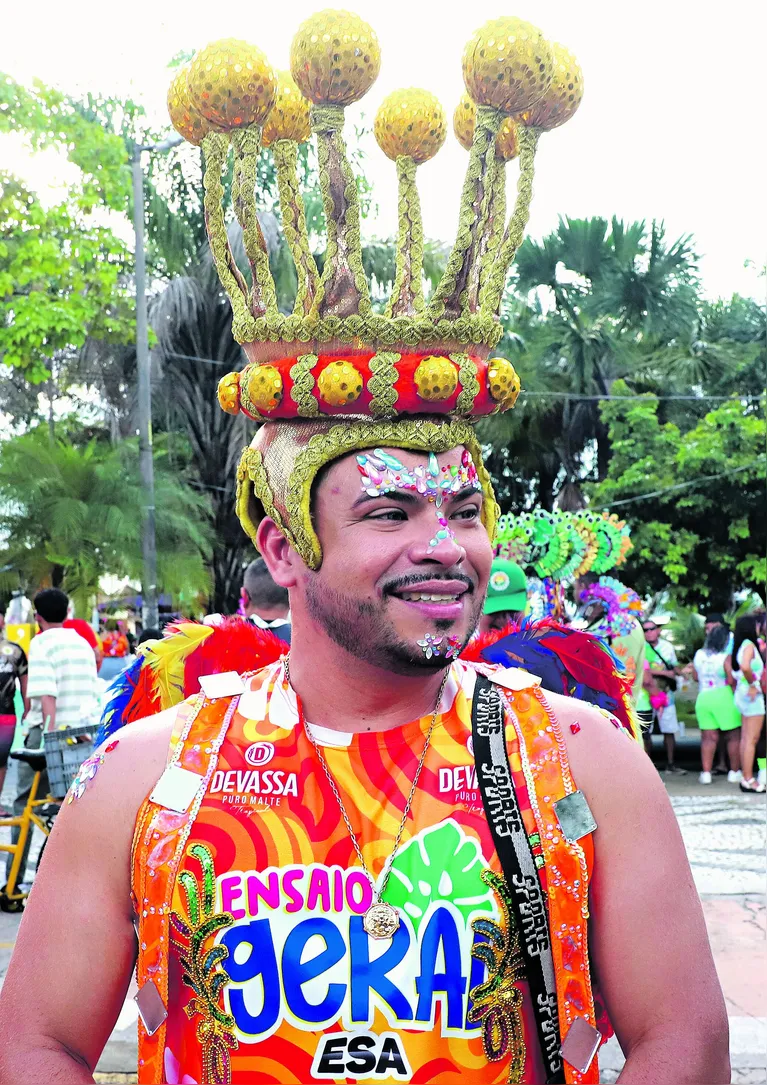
[517,42,583,131]
[246,365,284,412]
[453,93,518,161]
[487,357,521,409]
[167,66,210,146]
[217,372,241,415]
[414,356,458,402]
[290,9,381,106]
[187,38,276,131]
[462,17,553,116]
[262,70,312,147]
[317,360,363,406]
[374,89,446,165]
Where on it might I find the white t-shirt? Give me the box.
[736,642,765,691]
[693,649,728,691]
[25,627,100,732]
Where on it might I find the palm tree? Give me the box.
[150,243,253,615]
[0,428,213,615]
[482,216,701,507]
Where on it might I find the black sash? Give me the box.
[471,673,564,1084]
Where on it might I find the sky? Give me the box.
[1,0,766,301]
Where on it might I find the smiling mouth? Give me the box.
[398,592,462,604]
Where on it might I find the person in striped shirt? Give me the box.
[5,588,99,884]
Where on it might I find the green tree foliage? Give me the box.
[589,381,766,608]
[0,78,138,383]
[481,215,702,501]
[0,428,213,614]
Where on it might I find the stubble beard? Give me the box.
[303,577,483,674]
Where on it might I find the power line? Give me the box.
[604,459,766,508]
[518,391,765,402]
[164,351,230,366]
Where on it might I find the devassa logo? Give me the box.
[244,742,275,767]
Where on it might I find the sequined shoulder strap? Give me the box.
[503,682,600,1085]
[131,692,240,1085]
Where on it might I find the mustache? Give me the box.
[382,573,475,595]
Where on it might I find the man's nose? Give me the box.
[408,532,466,566]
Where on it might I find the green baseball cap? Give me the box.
[484,559,528,615]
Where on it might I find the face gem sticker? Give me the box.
[357,449,480,553]
[417,634,462,660]
[67,739,119,804]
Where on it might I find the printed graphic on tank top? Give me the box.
[163,662,548,1084]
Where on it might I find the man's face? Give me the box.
[643,622,660,645]
[302,445,493,673]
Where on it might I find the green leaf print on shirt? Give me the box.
[384,819,495,934]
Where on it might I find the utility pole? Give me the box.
[131,135,182,631]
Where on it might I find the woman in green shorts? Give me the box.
[692,624,741,785]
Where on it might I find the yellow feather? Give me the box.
[146,623,215,710]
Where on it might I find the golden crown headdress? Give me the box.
[167,10,583,426]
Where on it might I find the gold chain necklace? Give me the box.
[284,655,450,939]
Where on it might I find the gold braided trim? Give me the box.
[453,353,481,416]
[427,105,503,321]
[229,311,503,349]
[387,155,425,317]
[238,418,498,569]
[230,126,278,318]
[311,106,371,319]
[200,133,251,335]
[237,446,288,548]
[476,155,508,308]
[273,139,320,317]
[481,125,539,314]
[367,351,400,418]
[289,354,320,417]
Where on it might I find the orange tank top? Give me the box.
[132,661,602,1085]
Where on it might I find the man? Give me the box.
[478,557,528,634]
[0,15,728,1085]
[574,572,646,710]
[0,613,28,818]
[241,557,291,642]
[100,619,131,681]
[4,588,99,883]
[638,619,685,773]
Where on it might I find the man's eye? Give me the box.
[367,509,407,522]
[452,505,481,521]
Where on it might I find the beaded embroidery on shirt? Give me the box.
[468,869,527,1082]
[170,843,238,1085]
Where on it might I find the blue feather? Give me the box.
[94,656,144,747]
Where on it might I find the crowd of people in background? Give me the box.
[647,610,766,793]
[0,568,765,871]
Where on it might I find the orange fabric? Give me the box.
[133,662,599,1084]
[103,631,129,657]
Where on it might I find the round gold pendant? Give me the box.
[363,901,400,939]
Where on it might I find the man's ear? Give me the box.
[256,518,302,589]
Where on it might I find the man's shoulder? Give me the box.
[541,688,647,794]
[0,639,25,664]
[659,637,678,658]
[66,707,179,815]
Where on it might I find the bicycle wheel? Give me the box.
[0,886,24,913]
